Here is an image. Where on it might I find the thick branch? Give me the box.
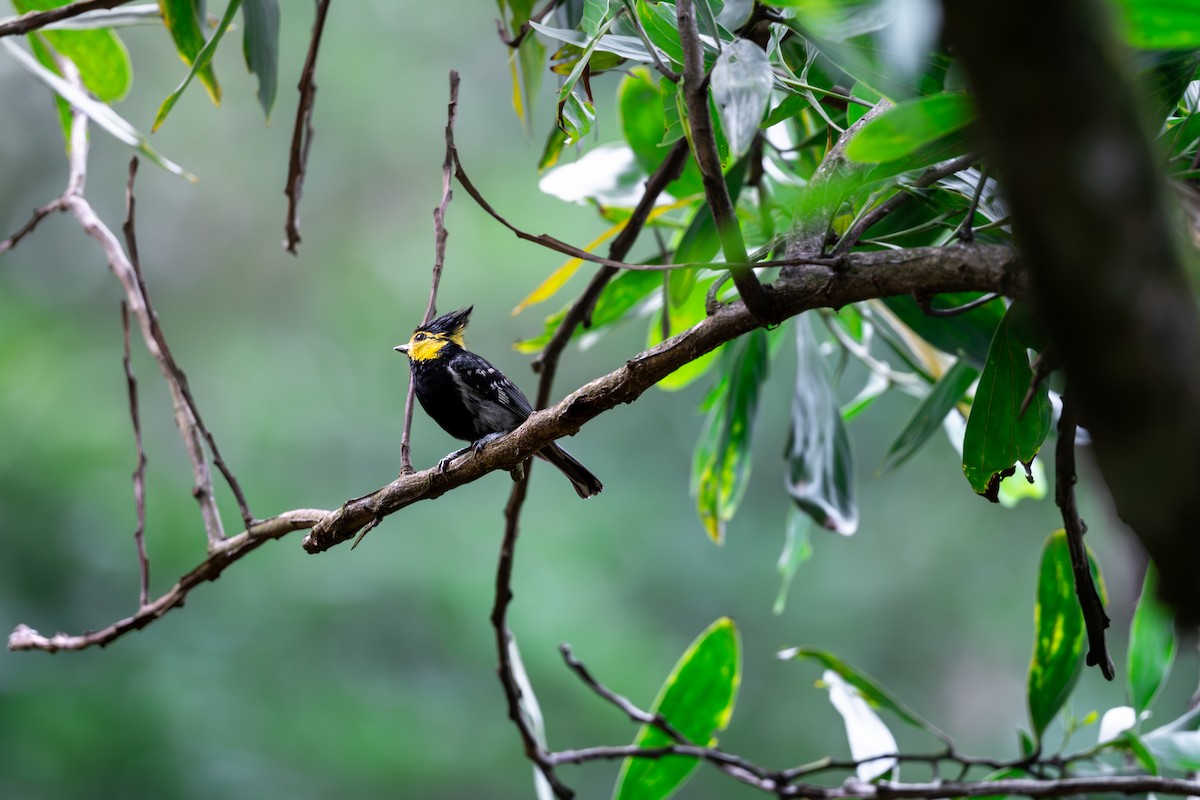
[0,0,133,39]
[303,243,1024,552]
[943,0,1200,622]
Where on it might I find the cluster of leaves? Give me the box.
[496,0,1200,602]
[528,539,1185,800]
[0,0,280,179]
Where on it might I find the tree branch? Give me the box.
[283,0,332,254]
[675,0,772,319]
[302,243,1024,553]
[120,300,150,609]
[0,0,134,39]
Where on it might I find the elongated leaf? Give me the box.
[1128,566,1176,715]
[635,0,684,66]
[507,635,554,800]
[27,34,71,145]
[512,33,546,128]
[692,330,769,543]
[778,647,947,738]
[530,21,666,63]
[1145,730,1200,772]
[32,3,162,30]
[559,7,622,108]
[13,0,131,102]
[962,303,1052,500]
[880,359,977,475]
[711,38,773,160]
[153,0,241,132]
[1028,529,1087,741]
[847,93,975,163]
[881,293,1004,369]
[773,506,814,614]
[670,155,751,307]
[159,0,221,103]
[513,224,624,315]
[821,670,898,782]
[242,0,279,119]
[582,0,611,36]
[617,69,704,196]
[614,618,741,800]
[1,39,196,181]
[787,314,857,534]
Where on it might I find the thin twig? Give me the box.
[120,301,150,608]
[676,0,772,320]
[0,197,68,253]
[914,291,1001,318]
[496,0,557,48]
[123,156,254,534]
[559,643,689,740]
[399,71,460,475]
[954,164,991,243]
[0,0,133,38]
[1055,392,1115,679]
[832,154,977,256]
[9,510,328,652]
[283,0,331,254]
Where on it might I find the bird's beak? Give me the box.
[394,344,409,355]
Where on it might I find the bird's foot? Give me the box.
[471,432,505,455]
[437,445,471,473]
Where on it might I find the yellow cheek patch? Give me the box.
[407,335,452,361]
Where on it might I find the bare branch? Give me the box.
[283,0,332,254]
[675,0,772,319]
[9,510,328,652]
[120,301,149,608]
[1055,392,1115,679]
[0,0,134,39]
[0,197,67,253]
[302,243,1025,553]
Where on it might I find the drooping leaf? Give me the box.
[880,359,977,475]
[241,0,279,119]
[820,670,898,782]
[557,7,623,106]
[710,38,773,160]
[2,38,196,181]
[560,90,597,143]
[846,93,975,163]
[1128,565,1176,715]
[513,32,547,128]
[773,506,814,614]
[153,0,242,132]
[635,0,685,66]
[787,314,858,534]
[692,330,769,543]
[1028,529,1088,741]
[29,3,163,29]
[962,303,1052,500]
[159,0,221,103]
[27,34,71,145]
[778,647,948,739]
[669,154,751,306]
[582,0,611,37]
[530,21,667,63]
[614,618,741,800]
[507,634,554,800]
[12,0,131,102]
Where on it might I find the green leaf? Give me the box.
[242,0,279,120]
[779,647,947,739]
[530,21,665,63]
[880,359,977,475]
[582,0,611,37]
[560,91,596,144]
[159,0,221,104]
[558,7,622,106]
[635,0,684,66]
[1028,529,1087,741]
[617,69,704,196]
[1128,566,1176,715]
[154,0,242,132]
[710,39,773,160]
[787,314,858,534]
[648,274,722,391]
[13,0,131,103]
[1145,730,1200,772]
[1,38,196,181]
[515,269,662,353]
[670,154,751,306]
[962,303,1052,500]
[762,92,808,129]
[846,93,975,163]
[692,330,769,543]
[1114,0,1200,49]
[514,32,547,128]
[773,506,814,615]
[881,293,1004,369]
[614,618,741,800]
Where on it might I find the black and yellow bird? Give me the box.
[394,306,602,498]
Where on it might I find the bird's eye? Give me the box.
[415,333,426,341]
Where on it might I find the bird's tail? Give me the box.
[538,443,603,498]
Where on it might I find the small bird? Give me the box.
[394,306,602,498]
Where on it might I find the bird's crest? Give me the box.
[418,306,472,346]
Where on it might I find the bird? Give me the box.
[394,306,602,498]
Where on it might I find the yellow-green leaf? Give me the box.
[158,0,221,104]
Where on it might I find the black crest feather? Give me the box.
[419,306,473,337]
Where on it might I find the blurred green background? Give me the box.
[0,5,1193,799]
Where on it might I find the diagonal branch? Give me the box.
[120,300,150,608]
[302,242,1025,553]
[0,0,134,39]
[283,0,332,254]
